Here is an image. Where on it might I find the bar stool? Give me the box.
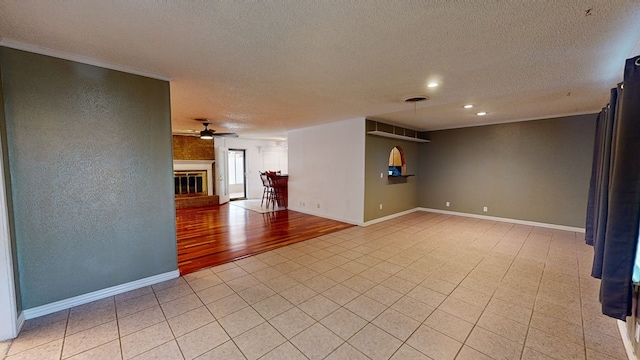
[267,171,288,209]
[259,172,274,208]
[266,171,279,209]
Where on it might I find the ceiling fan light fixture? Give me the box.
[200,131,214,140]
[194,118,239,138]
[199,122,215,139]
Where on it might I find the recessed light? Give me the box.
[463,104,474,109]
[476,112,487,116]
[427,82,440,88]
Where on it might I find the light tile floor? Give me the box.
[0,212,628,360]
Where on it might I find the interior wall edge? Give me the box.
[0,47,21,341]
[15,311,24,335]
[0,160,20,339]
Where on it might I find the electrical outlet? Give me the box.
[380,172,384,179]
[317,203,320,208]
[445,201,450,207]
[379,204,383,210]
[483,206,488,212]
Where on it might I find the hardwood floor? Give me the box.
[176,204,353,275]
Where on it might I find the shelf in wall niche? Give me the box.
[388,174,415,178]
[367,130,430,143]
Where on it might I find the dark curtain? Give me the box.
[584,110,600,246]
[588,89,618,271]
[586,55,640,320]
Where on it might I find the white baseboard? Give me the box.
[618,319,637,360]
[2,311,26,341]
[287,206,362,226]
[288,205,584,233]
[16,311,24,335]
[418,208,585,233]
[362,208,421,226]
[23,270,180,319]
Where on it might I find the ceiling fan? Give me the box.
[195,118,238,139]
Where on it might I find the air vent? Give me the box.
[403,96,429,103]
[366,119,430,143]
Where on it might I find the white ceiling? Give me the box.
[1,1,639,140]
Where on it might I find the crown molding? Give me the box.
[0,38,172,81]
[425,111,600,132]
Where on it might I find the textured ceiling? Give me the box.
[1,1,639,139]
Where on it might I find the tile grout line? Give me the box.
[443,223,525,359]
[58,307,71,360]
[115,295,125,360]
[509,226,543,360]
[10,213,622,360]
[152,284,185,360]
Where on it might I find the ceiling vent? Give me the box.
[366,119,430,143]
[403,96,429,103]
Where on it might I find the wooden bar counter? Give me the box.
[268,173,288,208]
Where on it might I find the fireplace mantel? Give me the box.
[173,160,215,196]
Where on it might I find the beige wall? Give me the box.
[1,47,177,309]
[417,114,597,228]
[364,135,419,222]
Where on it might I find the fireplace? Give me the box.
[172,160,214,198]
[174,171,207,197]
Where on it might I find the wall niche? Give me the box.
[388,146,414,181]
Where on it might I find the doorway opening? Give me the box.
[228,149,246,200]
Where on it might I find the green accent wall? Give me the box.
[0,47,177,309]
[417,114,597,228]
[0,53,22,313]
[364,134,419,222]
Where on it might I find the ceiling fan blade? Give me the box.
[172,130,201,137]
[213,132,239,138]
[182,120,239,138]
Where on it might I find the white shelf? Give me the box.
[367,130,430,143]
